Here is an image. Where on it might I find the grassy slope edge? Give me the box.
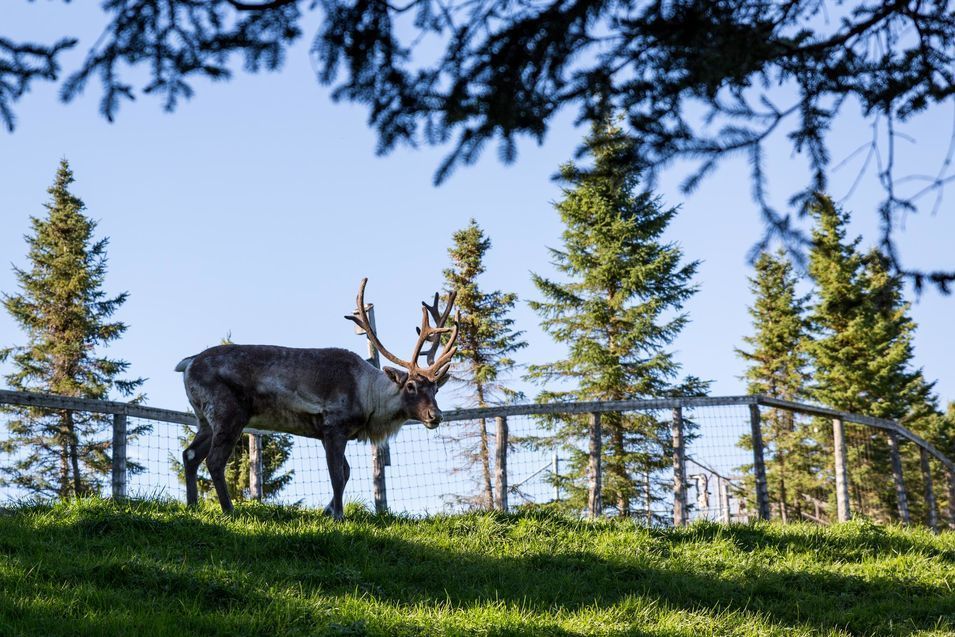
[0,499,952,636]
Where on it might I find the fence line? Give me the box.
[1,389,952,530]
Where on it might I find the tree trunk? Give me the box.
[66,411,82,497]
[611,424,629,515]
[587,412,602,518]
[479,417,493,509]
[475,384,493,510]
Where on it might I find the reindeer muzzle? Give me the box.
[422,409,442,428]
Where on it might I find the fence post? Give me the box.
[249,433,263,501]
[948,470,955,531]
[886,431,910,524]
[671,406,688,526]
[832,417,851,522]
[587,412,602,519]
[111,413,127,500]
[552,450,560,503]
[693,474,710,516]
[353,301,389,514]
[919,447,939,533]
[719,478,731,523]
[494,415,508,512]
[372,445,390,514]
[749,404,771,521]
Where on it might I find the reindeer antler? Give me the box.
[417,290,458,366]
[344,278,458,382]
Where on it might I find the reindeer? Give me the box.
[174,278,458,519]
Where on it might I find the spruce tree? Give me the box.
[441,219,527,509]
[807,195,937,522]
[858,251,939,522]
[736,250,818,521]
[527,121,708,518]
[1,159,144,498]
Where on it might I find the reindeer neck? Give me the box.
[362,368,407,430]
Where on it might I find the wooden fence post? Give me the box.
[719,478,731,523]
[372,444,390,514]
[671,407,688,526]
[111,413,127,500]
[552,450,560,502]
[948,470,955,531]
[920,447,939,533]
[249,433,263,501]
[832,417,851,522]
[886,431,910,524]
[588,412,602,519]
[749,404,771,521]
[494,415,508,512]
[693,474,710,516]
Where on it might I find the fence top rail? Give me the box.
[0,389,196,426]
[441,395,757,421]
[755,396,954,472]
[1,388,951,472]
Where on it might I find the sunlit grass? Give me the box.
[0,498,951,636]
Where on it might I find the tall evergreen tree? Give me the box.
[1,159,144,498]
[441,219,527,509]
[807,195,937,521]
[528,120,708,519]
[736,250,817,521]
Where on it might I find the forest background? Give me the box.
[1,2,953,423]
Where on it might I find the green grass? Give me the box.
[0,499,952,636]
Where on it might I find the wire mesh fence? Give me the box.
[0,389,952,531]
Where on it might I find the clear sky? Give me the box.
[2,2,953,418]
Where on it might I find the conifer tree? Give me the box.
[441,219,526,509]
[807,195,937,521]
[1,159,144,498]
[736,250,817,521]
[528,120,708,518]
[857,251,939,521]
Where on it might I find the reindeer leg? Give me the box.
[183,419,213,506]
[322,433,349,521]
[325,456,350,516]
[203,402,250,514]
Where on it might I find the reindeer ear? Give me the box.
[383,366,408,386]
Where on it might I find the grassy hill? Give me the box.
[0,499,952,636]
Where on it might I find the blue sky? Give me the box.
[2,2,953,417]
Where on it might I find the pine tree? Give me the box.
[1,159,144,498]
[527,120,708,519]
[857,251,939,522]
[441,219,526,509]
[807,195,937,522]
[736,250,818,521]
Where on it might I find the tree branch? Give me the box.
[225,0,298,10]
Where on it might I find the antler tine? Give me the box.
[409,305,445,367]
[418,290,458,365]
[343,278,413,370]
[426,311,459,381]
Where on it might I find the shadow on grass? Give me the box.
[656,518,955,563]
[1,501,952,636]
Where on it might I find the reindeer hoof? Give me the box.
[323,504,344,521]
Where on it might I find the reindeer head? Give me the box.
[345,278,458,428]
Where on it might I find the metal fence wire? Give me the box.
[0,390,952,531]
